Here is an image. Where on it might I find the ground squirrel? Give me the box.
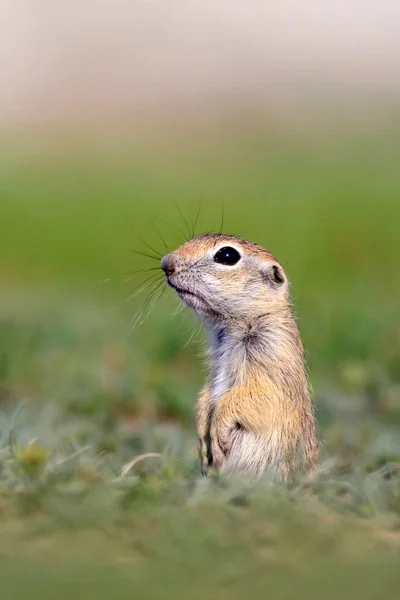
[161,233,319,480]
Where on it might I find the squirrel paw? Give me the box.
[198,438,210,476]
[210,424,234,471]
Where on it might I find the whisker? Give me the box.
[110,274,163,314]
[181,318,202,350]
[124,266,160,278]
[129,249,161,261]
[158,219,187,243]
[281,256,293,270]
[127,281,165,336]
[176,206,191,240]
[99,267,160,287]
[146,285,166,315]
[137,235,163,258]
[115,279,162,316]
[189,255,205,270]
[142,289,164,322]
[192,197,202,237]
[172,302,185,317]
[218,195,225,234]
[127,281,159,331]
[124,270,161,284]
[126,271,161,294]
[131,277,164,301]
[151,220,169,252]
[198,277,215,301]
[140,286,166,328]
[143,279,164,309]
[127,307,144,336]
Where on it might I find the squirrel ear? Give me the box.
[271,265,285,285]
[263,264,285,287]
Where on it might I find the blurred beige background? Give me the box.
[2,0,400,129]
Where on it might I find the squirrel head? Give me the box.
[161,234,289,322]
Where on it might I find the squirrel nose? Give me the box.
[161,255,176,277]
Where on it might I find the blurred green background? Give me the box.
[2,2,400,597]
[2,123,400,374]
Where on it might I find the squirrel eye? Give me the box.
[213,246,241,266]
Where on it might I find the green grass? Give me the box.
[1,123,400,596]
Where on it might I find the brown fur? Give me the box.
[161,233,319,480]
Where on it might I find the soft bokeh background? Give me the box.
[1,2,400,598]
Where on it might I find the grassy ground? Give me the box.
[1,123,400,596]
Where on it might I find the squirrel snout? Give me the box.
[161,254,176,278]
